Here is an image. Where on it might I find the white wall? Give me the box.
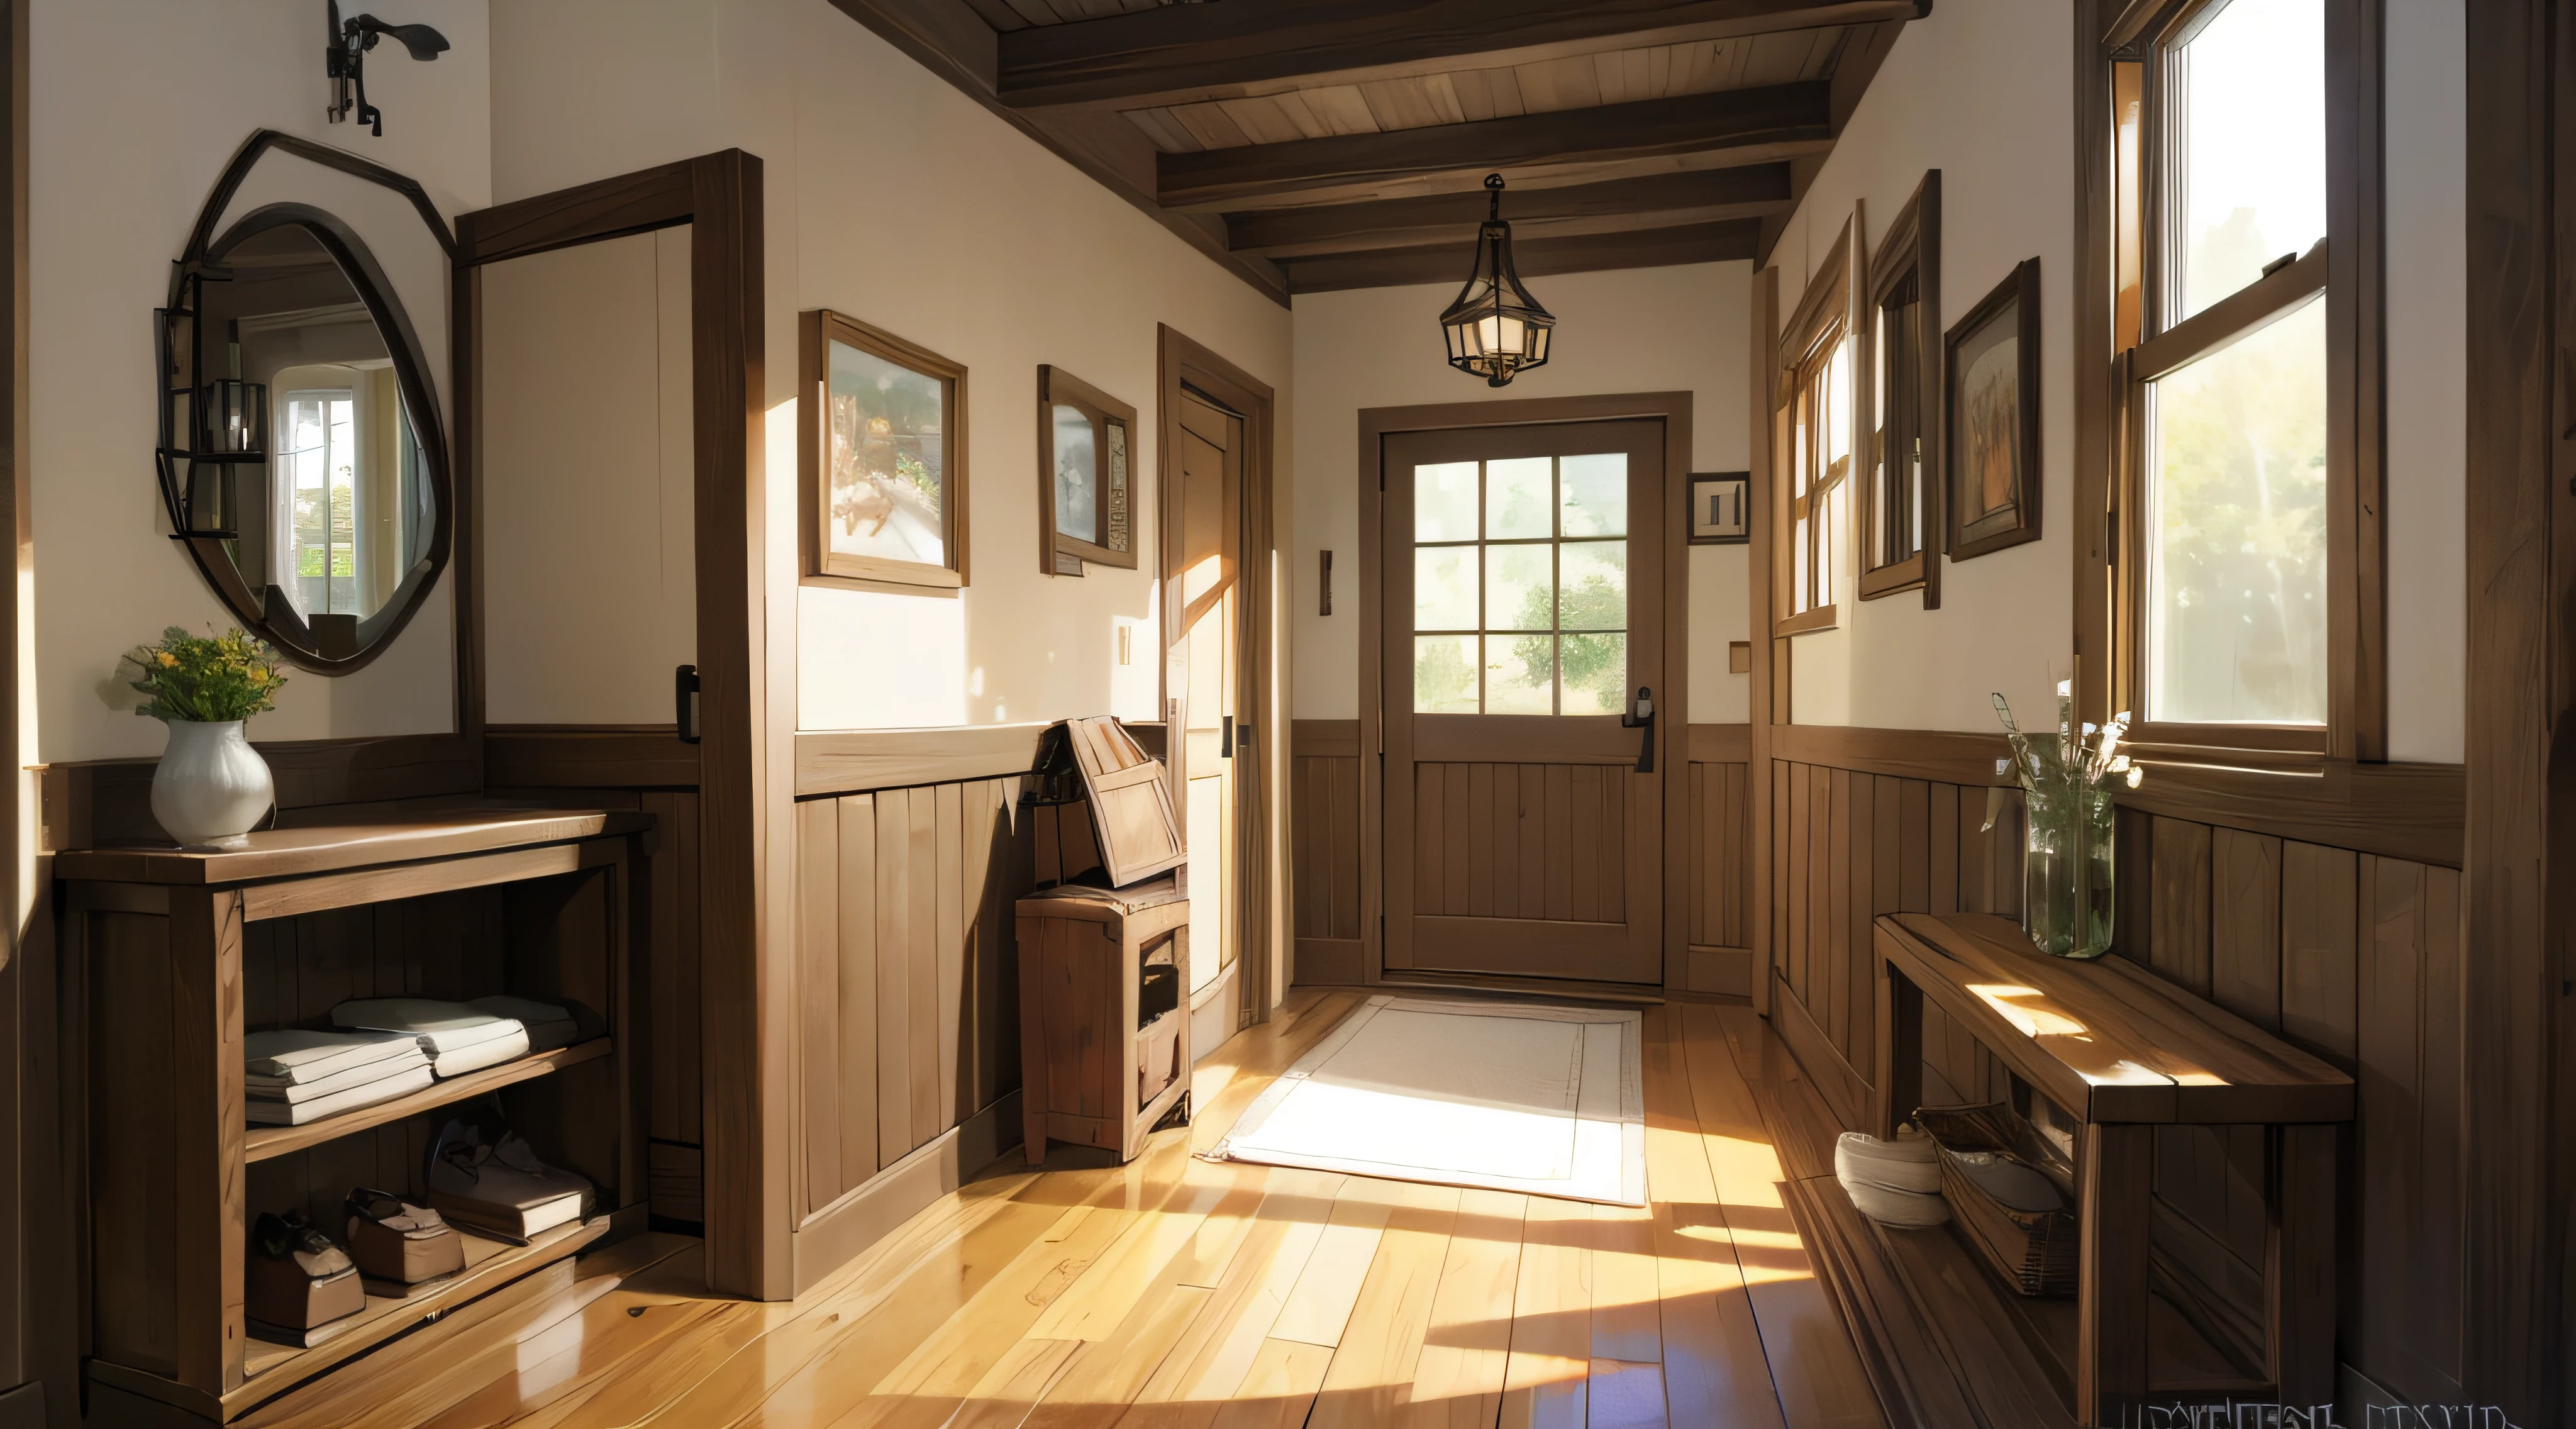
[1765,0,2468,759]
[491,0,1294,736]
[30,0,491,761]
[1290,262,1753,725]
[1762,0,2076,735]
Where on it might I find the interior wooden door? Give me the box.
[1380,420,1666,984]
[1170,391,1244,1000]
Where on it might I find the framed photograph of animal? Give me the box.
[799,309,969,589]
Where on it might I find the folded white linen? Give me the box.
[1846,1179,1950,1226]
[247,1047,431,1103]
[1835,1130,1943,1194]
[330,999,526,1054]
[244,1028,425,1084]
[431,1029,531,1078]
[246,1066,436,1126]
[466,996,579,1053]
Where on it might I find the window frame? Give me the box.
[1859,170,1943,606]
[798,308,971,591]
[1774,216,1858,638]
[2080,0,2382,767]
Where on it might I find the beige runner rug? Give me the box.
[1206,995,1645,1206]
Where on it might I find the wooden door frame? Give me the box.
[1157,325,1279,1032]
[1357,391,1695,996]
[453,152,775,1298]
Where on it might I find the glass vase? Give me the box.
[2022,787,2114,959]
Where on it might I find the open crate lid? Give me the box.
[1032,716,1185,888]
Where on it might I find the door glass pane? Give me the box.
[2145,294,2327,724]
[2169,0,2324,322]
[1484,634,1553,714]
[1414,546,1478,630]
[1558,453,1627,536]
[1414,635,1479,713]
[1485,544,1552,632]
[1560,633,1627,715]
[1485,457,1552,539]
[1414,461,1479,541]
[1558,542,1626,630]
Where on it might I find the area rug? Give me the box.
[1206,995,1645,1206]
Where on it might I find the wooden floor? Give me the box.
[238,991,1889,1429]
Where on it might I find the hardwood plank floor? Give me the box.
[253,991,1889,1429]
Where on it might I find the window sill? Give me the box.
[1774,605,1839,637]
[1858,555,1928,601]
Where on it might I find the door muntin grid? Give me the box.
[1411,452,1628,715]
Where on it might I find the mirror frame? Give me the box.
[161,131,457,674]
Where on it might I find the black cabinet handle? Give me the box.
[675,664,701,744]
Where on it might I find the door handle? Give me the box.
[675,664,701,745]
[1618,686,1655,774]
[1220,714,1233,759]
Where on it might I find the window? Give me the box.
[279,387,357,620]
[1774,218,1857,636]
[799,309,969,589]
[2094,0,2364,757]
[1411,451,1629,714]
[1861,171,1942,606]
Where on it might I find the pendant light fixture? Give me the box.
[1439,174,1555,387]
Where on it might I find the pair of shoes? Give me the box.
[425,1117,594,1243]
[346,1187,465,1286]
[246,1211,365,1340]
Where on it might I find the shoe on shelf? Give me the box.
[424,1117,595,1243]
[246,1209,365,1336]
[343,1186,466,1285]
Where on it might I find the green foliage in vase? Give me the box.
[123,626,289,723]
[1990,682,2144,828]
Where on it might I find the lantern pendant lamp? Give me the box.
[1440,174,1555,387]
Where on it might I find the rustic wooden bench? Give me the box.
[1871,912,2353,1426]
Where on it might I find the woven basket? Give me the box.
[1913,1103,2080,1298]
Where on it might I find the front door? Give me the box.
[1172,391,1243,1004]
[1380,420,1666,984]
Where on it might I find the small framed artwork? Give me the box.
[800,309,968,589]
[1038,365,1138,574]
[1945,258,2043,560]
[1688,472,1750,545]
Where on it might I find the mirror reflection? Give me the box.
[192,223,435,629]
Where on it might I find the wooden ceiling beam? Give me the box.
[1159,82,1832,211]
[1279,218,1764,294]
[996,0,1928,110]
[1224,165,1792,259]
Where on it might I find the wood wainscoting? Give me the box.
[1765,721,2471,1406]
[1289,720,1756,996]
[787,745,1039,1293]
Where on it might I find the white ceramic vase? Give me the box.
[150,719,275,848]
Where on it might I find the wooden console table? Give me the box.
[64,803,654,1423]
[1871,913,2353,1426]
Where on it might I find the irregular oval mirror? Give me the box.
[160,145,451,672]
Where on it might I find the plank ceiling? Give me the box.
[831,0,1930,301]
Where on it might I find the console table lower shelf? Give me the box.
[86,1212,631,1423]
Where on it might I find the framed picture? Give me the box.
[800,309,968,589]
[1945,258,2042,560]
[1688,471,1750,545]
[1037,365,1138,574]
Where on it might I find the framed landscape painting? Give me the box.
[800,309,969,589]
[1945,258,2041,559]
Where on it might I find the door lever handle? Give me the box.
[1618,686,1655,774]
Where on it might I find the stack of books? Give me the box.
[330,998,537,1077]
[245,1030,433,1126]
